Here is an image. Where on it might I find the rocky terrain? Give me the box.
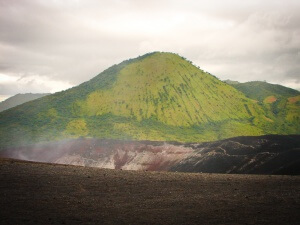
[1,135,299,175]
[0,158,299,225]
[171,135,300,175]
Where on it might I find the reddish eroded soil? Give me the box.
[288,95,300,104]
[2,135,299,175]
[0,158,299,225]
[1,139,193,171]
[264,96,277,103]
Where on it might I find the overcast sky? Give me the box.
[1,0,300,101]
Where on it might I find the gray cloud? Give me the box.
[0,0,300,100]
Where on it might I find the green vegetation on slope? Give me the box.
[227,81,300,134]
[231,81,299,102]
[76,53,263,126]
[0,52,299,147]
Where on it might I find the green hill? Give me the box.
[230,81,299,102]
[0,52,299,147]
[0,93,50,112]
[227,81,300,134]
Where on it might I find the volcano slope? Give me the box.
[1,135,299,175]
[0,52,299,148]
[227,81,300,134]
[0,158,299,225]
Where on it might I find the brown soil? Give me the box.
[264,96,277,103]
[288,95,300,104]
[0,158,299,225]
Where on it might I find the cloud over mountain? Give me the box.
[0,0,299,98]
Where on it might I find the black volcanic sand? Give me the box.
[0,158,299,225]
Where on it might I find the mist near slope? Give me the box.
[1,135,299,175]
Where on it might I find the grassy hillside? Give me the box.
[228,81,300,134]
[76,53,263,126]
[0,93,50,112]
[231,81,299,102]
[0,52,299,147]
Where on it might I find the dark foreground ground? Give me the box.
[0,158,299,225]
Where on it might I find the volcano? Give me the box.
[0,52,299,148]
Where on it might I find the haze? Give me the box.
[0,0,300,101]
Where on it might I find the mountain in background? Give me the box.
[227,81,299,102]
[0,52,299,148]
[223,79,240,85]
[225,81,300,134]
[0,93,50,112]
